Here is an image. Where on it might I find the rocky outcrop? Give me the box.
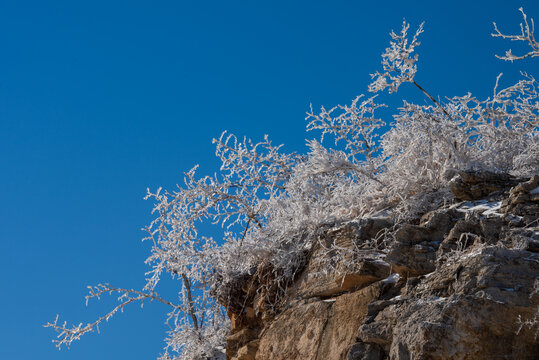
[224,173,539,360]
[501,175,539,224]
[448,170,522,201]
[357,245,539,359]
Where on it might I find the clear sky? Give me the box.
[1,1,537,359]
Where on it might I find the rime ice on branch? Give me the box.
[368,20,424,94]
[493,7,538,62]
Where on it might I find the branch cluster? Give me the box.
[493,7,539,61]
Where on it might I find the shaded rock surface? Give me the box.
[224,175,539,360]
[449,170,521,201]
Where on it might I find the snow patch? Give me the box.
[372,259,390,267]
[453,200,503,217]
[416,296,447,305]
[460,247,485,260]
[382,273,401,284]
[369,208,393,219]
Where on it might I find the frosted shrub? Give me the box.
[373,72,538,216]
[46,9,537,360]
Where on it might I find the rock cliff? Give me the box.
[223,173,539,360]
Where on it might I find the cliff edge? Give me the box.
[224,173,539,360]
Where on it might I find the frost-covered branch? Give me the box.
[44,284,178,349]
[493,8,538,61]
[369,20,424,94]
[142,132,295,292]
[307,95,386,168]
[369,20,452,120]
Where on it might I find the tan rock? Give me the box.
[256,299,330,360]
[227,327,258,358]
[290,257,390,299]
[232,340,259,360]
[288,221,391,300]
[256,283,382,360]
[315,284,382,360]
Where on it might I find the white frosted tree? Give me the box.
[46,8,537,360]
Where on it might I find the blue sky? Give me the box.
[1,1,537,359]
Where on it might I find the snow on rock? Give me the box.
[453,200,503,217]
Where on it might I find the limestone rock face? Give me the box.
[449,170,521,200]
[501,174,539,224]
[358,245,539,360]
[224,175,539,360]
[256,283,382,360]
